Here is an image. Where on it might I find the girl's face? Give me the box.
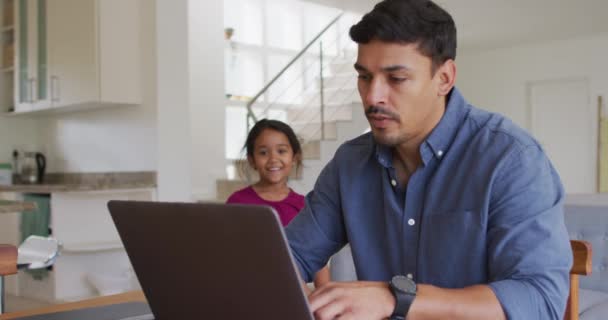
[249,128,297,186]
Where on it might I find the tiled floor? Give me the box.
[5,294,52,313]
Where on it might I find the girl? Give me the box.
[227,119,330,288]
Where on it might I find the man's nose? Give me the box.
[364,79,388,106]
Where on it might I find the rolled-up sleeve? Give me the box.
[286,154,347,282]
[487,144,572,319]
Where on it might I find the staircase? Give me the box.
[216,59,369,201]
[216,13,370,201]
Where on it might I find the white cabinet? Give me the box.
[0,0,16,113]
[6,0,141,115]
[17,188,156,302]
[45,0,141,110]
[10,0,50,113]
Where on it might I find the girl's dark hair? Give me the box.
[349,0,457,74]
[244,119,302,160]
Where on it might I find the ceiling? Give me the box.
[304,0,608,52]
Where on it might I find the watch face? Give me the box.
[392,275,416,294]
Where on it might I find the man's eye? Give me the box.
[357,74,371,81]
[390,76,406,83]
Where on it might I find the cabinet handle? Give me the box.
[51,76,60,103]
[32,78,37,102]
[28,78,35,103]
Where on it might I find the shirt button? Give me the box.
[408,219,415,226]
[391,179,397,187]
[407,273,413,279]
[437,150,444,157]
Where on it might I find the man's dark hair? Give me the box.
[349,0,457,73]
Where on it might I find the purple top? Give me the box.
[226,186,305,226]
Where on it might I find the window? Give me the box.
[223,0,360,160]
[223,0,263,46]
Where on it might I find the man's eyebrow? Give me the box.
[382,65,411,72]
[354,63,367,72]
[354,63,411,73]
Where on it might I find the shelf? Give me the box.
[0,25,14,32]
[1,66,13,72]
[2,101,138,118]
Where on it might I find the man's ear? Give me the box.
[436,59,456,96]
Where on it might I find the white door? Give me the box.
[529,78,594,194]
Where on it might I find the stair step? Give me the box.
[216,179,249,202]
[229,157,305,181]
[302,140,321,159]
[287,103,354,124]
[329,60,355,75]
[316,72,357,90]
[303,87,359,107]
[292,121,338,141]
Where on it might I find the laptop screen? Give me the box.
[108,201,313,320]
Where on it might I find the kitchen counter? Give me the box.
[0,200,37,213]
[0,172,156,193]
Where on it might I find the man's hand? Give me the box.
[308,281,395,320]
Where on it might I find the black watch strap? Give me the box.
[390,291,414,319]
[389,275,416,320]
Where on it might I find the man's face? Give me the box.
[355,40,449,147]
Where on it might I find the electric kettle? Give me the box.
[20,152,46,184]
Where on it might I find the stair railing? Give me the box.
[244,12,359,143]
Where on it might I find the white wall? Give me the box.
[456,32,608,193]
[38,0,157,173]
[188,0,226,201]
[156,0,226,201]
[0,117,39,166]
[457,32,608,127]
[155,0,191,201]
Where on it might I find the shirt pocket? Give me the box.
[419,210,488,287]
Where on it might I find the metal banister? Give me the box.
[245,12,344,124]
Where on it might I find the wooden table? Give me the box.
[0,291,146,319]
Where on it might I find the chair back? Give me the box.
[0,245,17,276]
[564,240,592,320]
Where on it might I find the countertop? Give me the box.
[0,200,37,213]
[0,182,156,193]
[0,172,156,193]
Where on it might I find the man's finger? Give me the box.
[309,284,346,311]
[313,296,347,320]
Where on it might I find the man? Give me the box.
[285,0,572,319]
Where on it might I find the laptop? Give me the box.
[106,200,314,320]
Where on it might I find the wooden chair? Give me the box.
[0,245,18,314]
[564,240,593,320]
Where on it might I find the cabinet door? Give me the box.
[46,0,98,108]
[14,0,49,112]
[15,0,31,111]
[51,189,156,250]
[33,0,49,109]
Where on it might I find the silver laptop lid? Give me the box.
[108,201,313,320]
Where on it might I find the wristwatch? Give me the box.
[389,275,417,320]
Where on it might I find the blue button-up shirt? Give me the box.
[286,88,572,319]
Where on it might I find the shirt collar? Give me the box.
[421,87,470,165]
[375,143,393,169]
[374,87,470,168]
